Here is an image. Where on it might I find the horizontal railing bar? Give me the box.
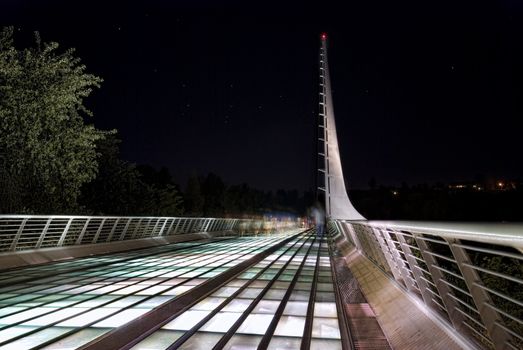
[431,297,448,312]
[494,321,523,342]
[446,292,481,315]
[473,282,523,308]
[454,243,523,261]
[439,278,473,298]
[0,215,235,219]
[0,216,305,253]
[484,302,523,327]
[425,285,443,298]
[414,236,451,246]
[461,319,494,345]
[402,242,421,251]
[506,340,520,350]
[454,307,487,330]
[431,265,465,281]
[423,250,457,264]
[347,220,523,247]
[414,264,432,277]
[463,263,523,285]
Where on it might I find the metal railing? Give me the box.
[0,215,246,253]
[331,220,523,350]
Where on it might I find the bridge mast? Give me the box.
[318,33,365,220]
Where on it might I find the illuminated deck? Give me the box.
[0,230,388,349]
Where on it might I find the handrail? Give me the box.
[0,215,248,253]
[355,221,523,248]
[331,219,523,350]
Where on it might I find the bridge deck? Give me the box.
[342,246,469,350]
[0,230,391,349]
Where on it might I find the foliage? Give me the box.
[201,173,225,216]
[0,27,109,213]
[183,172,313,217]
[184,174,204,216]
[80,135,183,216]
[136,165,183,216]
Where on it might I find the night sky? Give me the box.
[2,0,523,191]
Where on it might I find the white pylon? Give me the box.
[318,34,365,220]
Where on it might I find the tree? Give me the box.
[80,136,183,216]
[201,173,225,216]
[184,174,204,216]
[80,135,148,215]
[136,165,183,216]
[0,27,110,213]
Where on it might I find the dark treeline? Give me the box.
[78,135,184,216]
[81,135,315,217]
[352,183,523,221]
[183,172,314,217]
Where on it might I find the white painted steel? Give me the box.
[0,216,303,253]
[332,219,523,350]
[0,215,248,252]
[318,36,365,220]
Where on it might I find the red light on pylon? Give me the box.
[321,33,327,40]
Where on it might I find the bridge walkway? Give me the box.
[0,230,389,350]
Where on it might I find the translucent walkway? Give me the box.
[0,230,389,350]
[132,231,342,349]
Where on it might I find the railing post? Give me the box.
[355,224,391,273]
[172,218,182,235]
[195,218,203,232]
[395,231,439,310]
[383,229,418,292]
[158,218,169,236]
[182,218,190,233]
[372,227,404,283]
[447,238,514,349]
[185,218,192,232]
[164,218,176,236]
[207,219,215,232]
[9,218,28,251]
[204,219,212,232]
[180,219,188,234]
[414,235,468,334]
[118,218,133,241]
[151,218,161,237]
[131,218,144,239]
[75,218,91,245]
[92,218,107,244]
[177,219,185,233]
[57,218,73,247]
[331,220,343,239]
[344,222,363,252]
[36,218,53,249]
[143,218,153,237]
[106,218,120,242]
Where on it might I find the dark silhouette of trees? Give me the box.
[184,174,204,216]
[352,183,523,221]
[201,173,226,216]
[181,173,314,217]
[80,135,183,216]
